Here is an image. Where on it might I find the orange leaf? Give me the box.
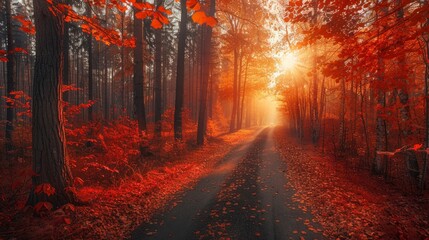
[135,11,149,19]
[205,16,217,27]
[158,6,172,15]
[151,19,163,29]
[157,14,170,24]
[192,11,207,25]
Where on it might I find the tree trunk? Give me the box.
[310,0,319,144]
[5,0,15,152]
[103,47,109,120]
[236,49,243,129]
[103,5,109,120]
[239,57,249,130]
[229,47,238,132]
[154,0,163,137]
[62,0,70,103]
[87,5,94,121]
[121,12,126,116]
[396,0,411,138]
[339,76,346,152]
[28,0,77,207]
[134,0,148,143]
[374,0,388,174]
[174,0,187,140]
[197,0,216,145]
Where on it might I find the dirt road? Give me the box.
[132,128,322,240]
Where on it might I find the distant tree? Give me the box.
[5,0,15,152]
[87,3,94,121]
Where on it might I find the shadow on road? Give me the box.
[131,127,322,240]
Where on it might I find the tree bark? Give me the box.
[5,0,15,152]
[396,0,411,138]
[310,0,319,144]
[174,0,187,140]
[154,0,164,137]
[28,0,77,207]
[197,0,216,145]
[62,0,70,103]
[134,0,148,141]
[121,12,126,116]
[103,47,109,120]
[236,49,243,129]
[339,76,346,152]
[229,47,238,132]
[374,0,389,174]
[87,5,94,121]
[102,5,109,120]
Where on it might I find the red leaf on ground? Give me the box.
[34,202,53,213]
[35,183,56,196]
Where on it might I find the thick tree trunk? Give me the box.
[197,0,216,145]
[174,0,187,140]
[5,0,15,152]
[28,0,77,207]
[134,0,148,141]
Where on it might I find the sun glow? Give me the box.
[279,52,298,72]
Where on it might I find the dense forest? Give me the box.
[1,0,429,239]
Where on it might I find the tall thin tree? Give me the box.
[197,0,216,145]
[174,0,188,140]
[5,0,15,152]
[154,0,164,137]
[134,0,148,150]
[87,3,94,121]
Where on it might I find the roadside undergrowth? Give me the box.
[274,127,429,239]
[0,127,257,239]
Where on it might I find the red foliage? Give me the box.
[275,128,429,239]
[13,15,35,35]
[2,91,31,118]
[34,202,53,213]
[34,183,56,197]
